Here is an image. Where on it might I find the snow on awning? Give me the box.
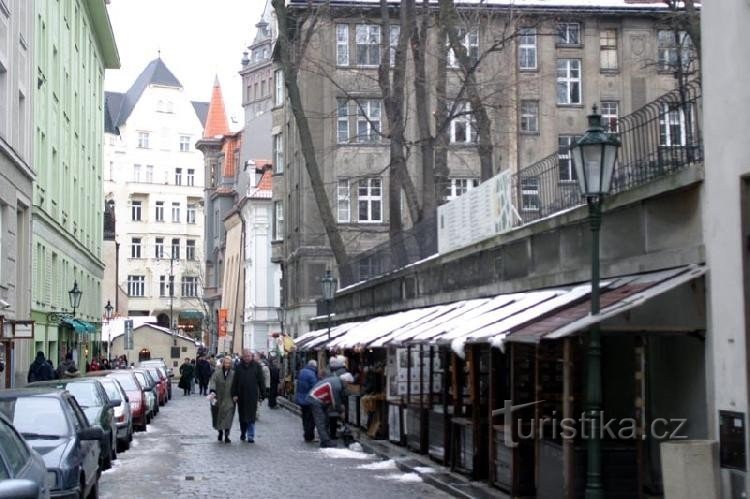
[295,265,705,354]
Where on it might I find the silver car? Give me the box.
[98,378,133,452]
[0,411,49,498]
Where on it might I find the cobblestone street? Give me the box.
[99,388,452,498]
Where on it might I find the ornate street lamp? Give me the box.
[320,270,337,340]
[572,104,621,499]
[68,282,82,318]
[104,300,114,322]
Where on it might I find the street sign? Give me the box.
[124,320,134,350]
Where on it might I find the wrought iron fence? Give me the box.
[513,80,702,224]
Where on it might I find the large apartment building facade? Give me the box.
[272,0,688,337]
[103,58,207,338]
[32,0,119,374]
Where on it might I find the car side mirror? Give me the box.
[0,479,41,499]
[78,425,104,441]
[124,395,130,403]
[108,399,120,409]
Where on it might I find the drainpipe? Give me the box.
[115,241,120,312]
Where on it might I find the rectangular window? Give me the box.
[336,24,349,66]
[131,237,142,258]
[175,168,182,185]
[358,178,382,223]
[146,165,154,183]
[137,131,150,149]
[355,24,380,66]
[179,135,190,152]
[171,238,180,260]
[186,240,196,260]
[659,103,688,147]
[445,178,480,201]
[389,25,400,66]
[155,237,164,259]
[337,179,350,222]
[155,201,164,222]
[273,134,284,173]
[600,29,618,70]
[187,169,195,186]
[658,30,692,71]
[448,28,480,67]
[127,275,145,297]
[337,99,350,144]
[520,100,539,133]
[131,201,142,221]
[556,59,582,105]
[557,23,581,45]
[356,99,382,143]
[171,202,180,223]
[159,276,168,297]
[600,101,619,132]
[187,204,196,224]
[261,80,267,97]
[558,135,581,182]
[181,276,198,298]
[518,28,537,70]
[133,164,141,182]
[520,176,540,211]
[273,201,284,240]
[274,69,284,106]
[450,101,476,144]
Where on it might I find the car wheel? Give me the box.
[117,439,129,453]
[79,477,86,499]
[102,439,112,470]
[86,478,99,499]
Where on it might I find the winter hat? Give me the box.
[36,352,45,360]
[329,355,346,369]
[339,372,354,383]
[307,360,318,368]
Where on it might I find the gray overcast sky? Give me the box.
[104,0,267,129]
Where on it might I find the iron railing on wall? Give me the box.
[513,80,703,224]
[340,81,702,287]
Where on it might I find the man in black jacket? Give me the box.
[231,349,266,443]
[28,352,55,382]
[196,355,212,396]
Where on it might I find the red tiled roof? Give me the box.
[203,76,230,138]
[222,132,242,178]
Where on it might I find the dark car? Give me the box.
[143,367,167,407]
[0,410,49,498]
[28,380,118,471]
[105,372,147,432]
[0,388,102,499]
[138,360,172,400]
[131,369,158,421]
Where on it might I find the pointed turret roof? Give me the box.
[203,76,230,138]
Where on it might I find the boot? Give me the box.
[224,432,231,444]
[217,430,223,442]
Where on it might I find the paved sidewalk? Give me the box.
[99,389,452,498]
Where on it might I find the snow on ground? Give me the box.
[319,447,376,460]
[375,473,423,483]
[413,466,436,474]
[348,442,364,452]
[357,459,398,471]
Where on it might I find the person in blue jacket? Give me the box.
[295,360,319,442]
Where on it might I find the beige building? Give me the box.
[220,212,244,354]
[109,323,199,370]
[273,0,688,336]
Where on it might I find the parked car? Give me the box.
[0,410,50,499]
[131,369,158,422]
[84,373,133,452]
[0,388,101,499]
[106,371,147,432]
[143,367,167,406]
[28,379,118,471]
[138,360,172,400]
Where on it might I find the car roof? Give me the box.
[0,387,68,398]
[28,379,100,388]
[84,369,121,377]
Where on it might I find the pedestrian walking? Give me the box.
[295,360,318,442]
[179,358,194,396]
[209,356,236,443]
[306,359,353,448]
[56,352,79,379]
[268,358,280,409]
[231,349,265,443]
[196,355,212,396]
[27,352,55,383]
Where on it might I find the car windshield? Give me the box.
[133,372,150,388]
[0,397,69,438]
[147,368,160,380]
[109,375,137,391]
[66,382,103,408]
[100,380,121,401]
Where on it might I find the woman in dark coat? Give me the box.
[268,359,280,409]
[179,358,194,396]
[231,349,265,442]
[209,356,236,443]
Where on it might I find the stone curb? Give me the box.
[277,398,505,499]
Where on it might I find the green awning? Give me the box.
[179,310,204,320]
[60,317,95,333]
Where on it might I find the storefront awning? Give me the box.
[179,310,204,320]
[294,264,706,354]
[60,317,96,333]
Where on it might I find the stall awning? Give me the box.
[179,310,204,320]
[294,264,705,354]
[60,317,96,333]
